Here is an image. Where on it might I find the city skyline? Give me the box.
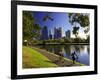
[32,11,88,39]
[40,26,70,40]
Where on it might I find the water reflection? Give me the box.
[35,44,90,65]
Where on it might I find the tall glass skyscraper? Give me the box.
[65,30,70,38]
[54,27,62,39]
[49,30,52,39]
[41,26,49,40]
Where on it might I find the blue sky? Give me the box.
[32,11,87,38]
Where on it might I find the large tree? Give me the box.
[23,11,34,41]
[68,13,90,38]
[23,11,41,42]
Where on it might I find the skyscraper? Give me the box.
[49,30,52,39]
[65,30,70,38]
[41,26,49,40]
[54,27,62,39]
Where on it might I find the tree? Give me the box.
[43,13,54,21]
[32,24,41,40]
[68,13,90,37]
[23,11,41,42]
[23,11,34,41]
[72,26,79,38]
[86,35,90,43]
[68,13,89,27]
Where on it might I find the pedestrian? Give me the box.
[71,51,78,64]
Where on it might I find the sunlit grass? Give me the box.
[23,46,58,68]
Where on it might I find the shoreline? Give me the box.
[31,43,90,45]
[30,46,85,67]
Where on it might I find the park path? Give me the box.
[31,46,84,67]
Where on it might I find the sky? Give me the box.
[32,11,87,39]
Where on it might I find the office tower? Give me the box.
[49,30,52,39]
[41,26,49,40]
[54,27,62,39]
[65,30,70,38]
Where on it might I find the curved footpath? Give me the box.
[31,46,85,67]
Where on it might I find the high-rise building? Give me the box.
[54,27,62,39]
[65,30,70,38]
[49,30,52,39]
[41,26,48,40]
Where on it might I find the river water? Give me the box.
[34,44,90,65]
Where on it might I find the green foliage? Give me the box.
[23,11,41,42]
[68,13,90,38]
[79,14,90,27]
[68,13,90,27]
[32,24,41,39]
[85,35,90,43]
[23,11,34,40]
[30,37,89,44]
[72,26,79,38]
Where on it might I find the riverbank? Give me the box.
[23,46,58,68]
[31,43,89,45]
[30,46,85,67]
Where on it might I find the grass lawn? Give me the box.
[23,46,58,68]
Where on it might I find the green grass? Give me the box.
[23,46,57,68]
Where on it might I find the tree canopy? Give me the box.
[68,13,90,27]
[72,26,79,38]
[68,13,90,38]
[23,11,41,41]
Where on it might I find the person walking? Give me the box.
[71,51,78,64]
